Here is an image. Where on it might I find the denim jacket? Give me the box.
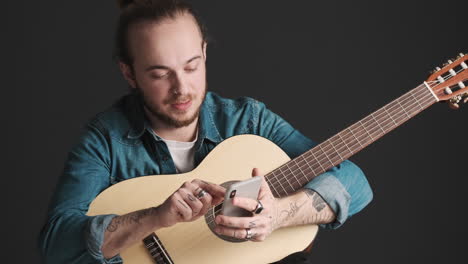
[38,91,373,263]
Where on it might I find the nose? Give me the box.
[171,71,190,96]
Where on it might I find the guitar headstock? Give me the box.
[426,53,468,109]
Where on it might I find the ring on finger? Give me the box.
[251,200,264,214]
[196,189,207,199]
[245,228,253,240]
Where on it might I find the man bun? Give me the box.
[114,0,209,65]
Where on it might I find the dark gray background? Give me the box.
[3,0,467,263]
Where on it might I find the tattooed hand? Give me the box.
[214,168,280,242]
[157,179,226,228]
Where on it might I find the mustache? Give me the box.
[164,94,193,104]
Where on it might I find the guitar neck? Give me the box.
[265,83,438,197]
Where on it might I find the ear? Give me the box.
[202,41,207,61]
[119,61,137,89]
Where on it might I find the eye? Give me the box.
[151,71,170,80]
[185,60,200,73]
[185,67,197,73]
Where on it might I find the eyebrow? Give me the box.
[145,55,201,71]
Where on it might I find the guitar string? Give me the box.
[211,85,432,220]
[182,85,437,248]
[266,84,429,186]
[264,83,436,193]
[266,87,435,194]
[200,82,436,230]
[439,65,467,81]
[265,66,468,192]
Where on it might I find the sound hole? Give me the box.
[204,181,248,243]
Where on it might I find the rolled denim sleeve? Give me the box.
[254,100,373,229]
[38,120,122,263]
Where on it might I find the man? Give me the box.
[39,0,373,263]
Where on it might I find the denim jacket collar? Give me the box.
[124,92,223,144]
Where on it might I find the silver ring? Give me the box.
[245,228,253,240]
[252,200,264,214]
[196,189,207,199]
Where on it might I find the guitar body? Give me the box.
[88,135,318,263]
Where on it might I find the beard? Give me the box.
[134,85,207,129]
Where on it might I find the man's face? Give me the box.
[124,13,207,128]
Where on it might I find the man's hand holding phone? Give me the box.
[214,168,281,242]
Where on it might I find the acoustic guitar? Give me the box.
[87,53,468,263]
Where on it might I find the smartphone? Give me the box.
[220,176,262,217]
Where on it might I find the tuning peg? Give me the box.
[448,101,460,110]
[458,53,465,58]
[463,93,468,104]
[449,96,463,109]
[431,66,442,74]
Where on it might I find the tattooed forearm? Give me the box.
[274,189,336,229]
[303,189,335,224]
[106,207,158,232]
[304,189,326,212]
[278,199,308,223]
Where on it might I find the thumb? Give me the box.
[251,167,262,177]
[252,168,270,194]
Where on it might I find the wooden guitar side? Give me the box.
[88,135,318,263]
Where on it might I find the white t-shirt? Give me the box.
[158,132,198,173]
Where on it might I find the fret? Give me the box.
[386,100,406,124]
[325,139,344,161]
[293,159,308,184]
[410,89,424,111]
[265,175,281,197]
[340,128,361,152]
[336,133,354,156]
[288,161,302,187]
[358,119,375,143]
[319,142,335,165]
[347,127,364,149]
[303,152,323,176]
[296,156,313,181]
[383,106,398,127]
[401,96,419,118]
[307,150,326,172]
[143,233,174,264]
[273,169,289,195]
[371,112,386,134]
[328,135,350,158]
[378,109,396,132]
[361,115,382,138]
[145,242,155,248]
[396,97,411,120]
[312,145,333,169]
[300,154,318,176]
[354,122,372,144]
[280,166,295,191]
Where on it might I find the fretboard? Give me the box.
[143,233,174,264]
[265,83,438,197]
